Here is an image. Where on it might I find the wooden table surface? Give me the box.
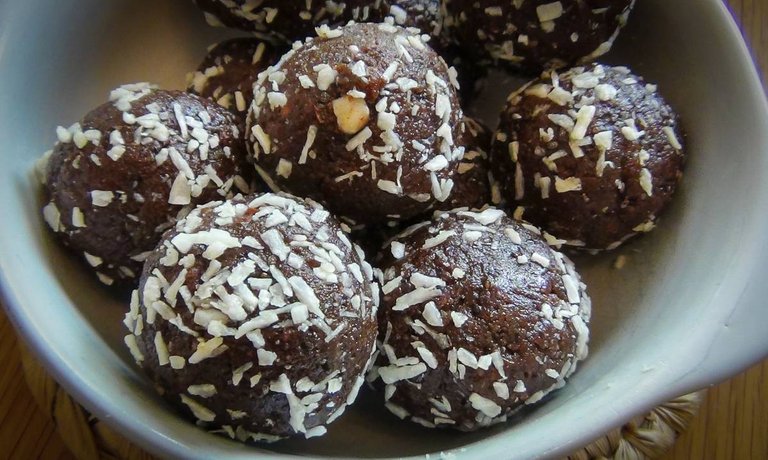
[1,1,767,459]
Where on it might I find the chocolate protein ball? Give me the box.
[433,117,493,211]
[247,22,465,226]
[194,0,389,42]
[443,0,635,72]
[370,209,590,431]
[491,64,685,251]
[187,38,285,121]
[40,83,249,285]
[123,193,379,441]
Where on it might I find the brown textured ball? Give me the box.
[40,83,249,285]
[123,193,379,442]
[370,208,590,431]
[443,0,635,72]
[491,64,686,251]
[187,38,285,121]
[246,22,465,226]
[193,0,389,42]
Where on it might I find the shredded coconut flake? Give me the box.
[423,230,456,249]
[469,393,502,418]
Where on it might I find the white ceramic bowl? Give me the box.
[1,0,767,458]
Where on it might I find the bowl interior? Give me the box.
[1,0,767,459]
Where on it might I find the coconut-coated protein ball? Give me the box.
[246,22,465,226]
[187,38,285,121]
[193,0,389,42]
[443,0,635,72]
[123,193,379,441]
[370,208,590,431]
[491,64,686,251]
[40,83,249,285]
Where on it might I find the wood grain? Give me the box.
[727,0,768,85]
[659,3,768,459]
[0,1,766,459]
[0,309,74,460]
